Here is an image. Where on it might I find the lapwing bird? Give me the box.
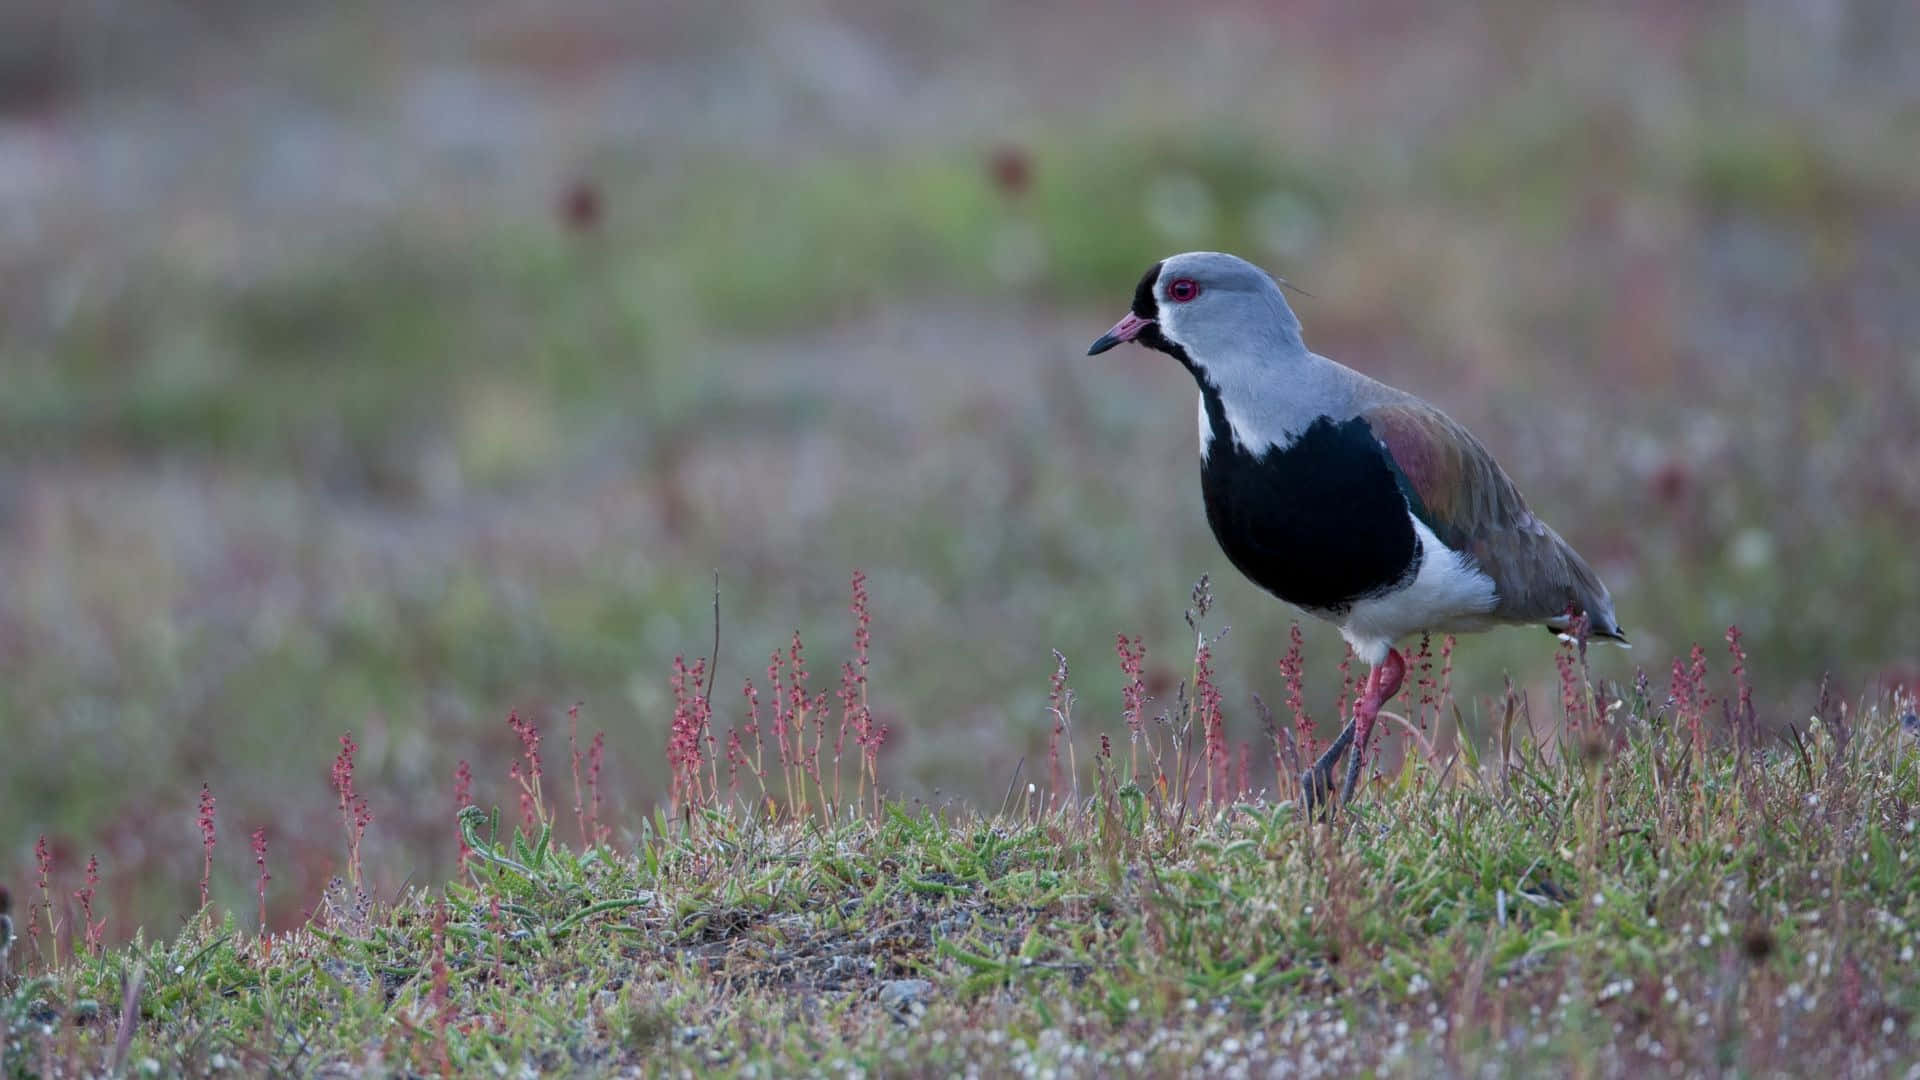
[1089,252,1625,806]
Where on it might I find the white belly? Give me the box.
[1338,517,1498,665]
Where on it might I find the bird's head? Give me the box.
[1087,252,1305,377]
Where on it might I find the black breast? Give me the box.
[1197,387,1419,613]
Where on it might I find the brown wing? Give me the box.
[1360,400,1624,640]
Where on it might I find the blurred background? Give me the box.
[2,1,1916,941]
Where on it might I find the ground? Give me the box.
[5,659,1918,1075]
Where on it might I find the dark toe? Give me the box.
[1340,752,1364,804]
[1301,766,1336,812]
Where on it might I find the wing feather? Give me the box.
[1360,401,1624,640]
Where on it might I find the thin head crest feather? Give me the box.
[1273,274,1313,300]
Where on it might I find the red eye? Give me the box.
[1167,278,1199,303]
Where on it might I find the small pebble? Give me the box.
[879,979,935,1023]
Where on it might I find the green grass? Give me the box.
[6,646,1917,1076]
[7,0,1920,986]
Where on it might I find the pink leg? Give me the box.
[1342,648,1407,803]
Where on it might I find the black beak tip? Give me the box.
[1087,335,1119,356]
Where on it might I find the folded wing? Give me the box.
[1360,400,1625,641]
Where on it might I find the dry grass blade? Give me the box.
[110,964,143,1076]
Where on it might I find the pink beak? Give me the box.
[1087,312,1154,355]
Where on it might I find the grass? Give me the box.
[5,591,1918,1076]
[6,4,1920,1059]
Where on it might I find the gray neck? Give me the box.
[1197,349,1370,457]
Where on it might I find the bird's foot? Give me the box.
[1300,761,1339,814]
[1300,720,1356,816]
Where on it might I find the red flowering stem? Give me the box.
[1116,634,1148,781]
[198,783,217,913]
[74,854,103,954]
[333,733,369,890]
[34,834,53,951]
[251,829,271,933]
[568,703,587,848]
[1280,623,1313,770]
[587,732,609,844]
[1195,644,1226,808]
